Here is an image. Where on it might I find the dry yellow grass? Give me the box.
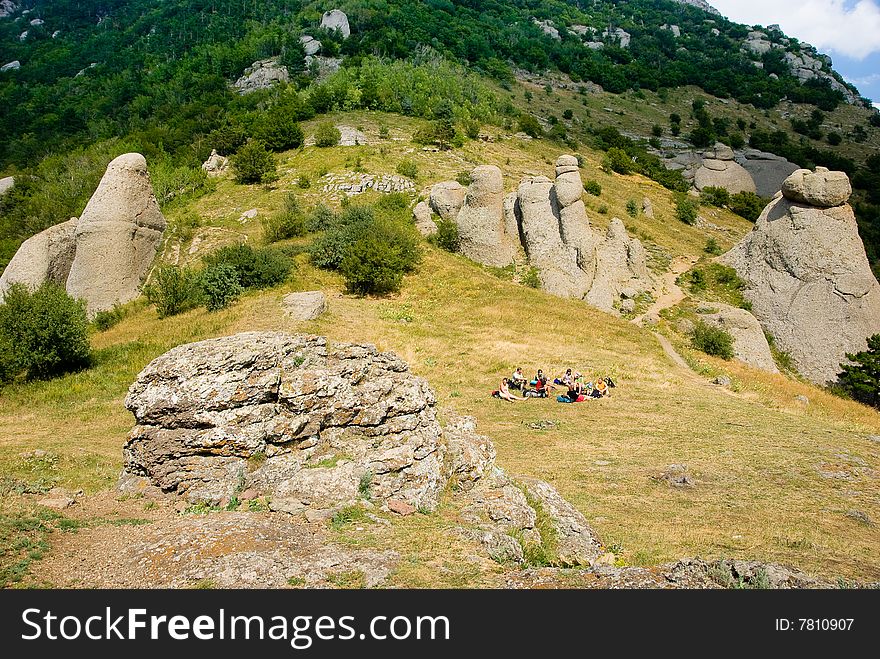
[1,114,878,586]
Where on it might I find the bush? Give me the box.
[584,179,602,196]
[455,171,472,187]
[307,204,337,233]
[310,205,375,270]
[728,191,767,221]
[340,220,421,295]
[601,147,632,175]
[691,321,734,360]
[232,140,278,185]
[314,122,341,148]
[700,186,730,208]
[836,334,880,407]
[518,114,543,139]
[396,160,419,179]
[202,244,292,289]
[254,111,305,152]
[143,265,200,318]
[200,264,243,312]
[0,283,91,381]
[92,305,128,332]
[598,204,609,215]
[428,218,460,252]
[522,267,540,289]
[704,238,723,256]
[626,199,639,217]
[675,195,699,225]
[262,193,307,243]
[297,175,311,189]
[652,124,663,137]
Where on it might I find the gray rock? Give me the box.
[532,18,560,40]
[336,125,367,146]
[654,464,695,487]
[642,197,654,218]
[320,9,350,38]
[0,60,20,72]
[0,175,13,195]
[721,174,880,384]
[66,153,166,316]
[713,376,732,387]
[232,59,289,95]
[737,150,800,198]
[0,218,78,301]
[282,291,327,321]
[412,201,437,237]
[782,167,851,207]
[0,1,18,19]
[522,478,603,566]
[700,303,779,373]
[429,181,466,222]
[671,0,719,15]
[694,156,756,194]
[455,165,518,268]
[619,299,636,314]
[299,35,321,56]
[201,149,228,176]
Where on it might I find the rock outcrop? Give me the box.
[721,169,880,383]
[412,201,437,237]
[697,303,779,373]
[282,291,327,321]
[455,165,518,268]
[0,218,78,300]
[694,143,757,194]
[1,60,20,72]
[428,181,467,221]
[0,1,18,18]
[0,175,13,195]
[320,9,350,38]
[120,332,604,567]
[299,35,321,56]
[232,59,289,95]
[66,153,166,316]
[201,149,229,176]
[735,149,800,198]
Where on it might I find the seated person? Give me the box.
[510,367,527,391]
[591,378,609,398]
[524,372,549,398]
[554,368,574,387]
[495,378,528,402]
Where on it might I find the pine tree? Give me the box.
[837,334,880,408]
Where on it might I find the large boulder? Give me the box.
[721,170,880,384]
[736,149,800,198]
[428,181,466,221]
[66,153,166,316]
[694,144,757,194]
[412,201,437,237]
[781,167,851,207]
[0,175,14,195]
[232,59,289,95]
[201,149,228,177]
[455,165,518,268]
[0,218,78,300]
[320,10,350,38]
[697,303,779,373]
[119,332,604,566]
[585,219,651,312]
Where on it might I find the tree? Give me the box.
[315,122,341,147]
[254,110,305,152]
[232,140,278,184]
[837,335,880,408]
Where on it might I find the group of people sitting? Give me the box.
[493,367,615,404]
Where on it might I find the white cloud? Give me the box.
[711,0,880,59]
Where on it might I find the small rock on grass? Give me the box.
[387,499,416,516]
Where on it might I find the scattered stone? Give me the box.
[320,9,350,38]
[232,59,289,95]
[299,35,321,56]
[238,488,258,501]
[1,60,20,72]
[868,435,880,444]
[653,464,695,488]
[713,376,732,387]
[37,488,76,510]
[239,208,258,222]
[532,18,560,40]
[66,153,166,316]
[321,172,414,199]
[387,499,416,516]
[282,291,327,321]
[336,125,367,146]
[526,420,558,431]
[722,170,880,384]
[619,299,636,314]
[795,395,809,406]
[19,449,48,459]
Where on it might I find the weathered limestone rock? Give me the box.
[0,60,20,72]
[299,35,321,56]
[0,175,14,195]
[694,143,757,194]
[642,197,654,218]
[0,219,78,300]
[412,201,437,237]
[697,302,779,373]
[585,219,651,312]
[201,149,229,176]
[722,171,880,383]
[429,181,466,222]
[735,149,800,198]
[781,167,851,207]
[455,165,517,268]
[121,332,603,567]
[232,59,289,95]
[66,153,166,316]
[320,9,350,38]
[282,291,327,321]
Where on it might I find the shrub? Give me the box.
[0,283,91,381]
[143,265,200,318]
[92,305,128,332]
[297,175,311,189]
[518,114,543,139]
[827,132,842,146]
[428,218,460,252]
[522,267,540,289]
[728,191,767,221]
[601,147,632,175]
[455,171,472,187]
[700,186,730,208]
[584,179,602,196]
[314,122,341,148]
[626,199,639,217]
[598,204,609,215]
[310,205,375,270]
[262,193,307,243]
[340,219,421,295]
[464,119,480,139]
[200,264,243,312]
[254,112,305,152]
[836,334,880,408]
[307,204,337,233]
[652,124,663,137]
[691,321,734,360]
[396,160,419,179]
[202,244,292,289]
[704,238,723,256]
[232,140,278,184]
[675,195,699,225]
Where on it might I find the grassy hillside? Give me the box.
[2,116,878,587]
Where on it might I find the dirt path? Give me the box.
[631,257,693,326]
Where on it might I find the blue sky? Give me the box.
[710,0,880,107]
